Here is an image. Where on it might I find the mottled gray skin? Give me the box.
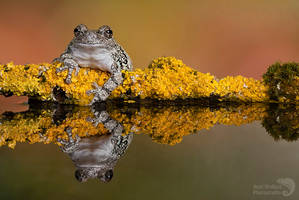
[58,109,133,183]
[53,24,133,104]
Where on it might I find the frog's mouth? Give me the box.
[75,43,106,48]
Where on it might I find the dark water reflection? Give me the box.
[0,102,298,199]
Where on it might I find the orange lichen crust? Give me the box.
[216,76,268,102]
[0,62,110,105]
[0,57,276,105]
[112,57,218,100]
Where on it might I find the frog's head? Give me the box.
[72,24,114,46]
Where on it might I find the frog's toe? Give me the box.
[86,111,109,126]
[57,137,67,145]
[89,94,104,105]
[87,82,109,104]
[74,65,81,76]
[55,66,73,84]
[57,127,81,153]
[56,65,69,73]
[65,76,72,84]
[86,88,96,96]
[87,89,109,105]
[86,82,100,94]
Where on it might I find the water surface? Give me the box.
[0,102,298,199]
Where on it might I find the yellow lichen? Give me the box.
[216,76,269,102]
[0,62,110,105]
[112,57,218,100]
[0,57,279,105]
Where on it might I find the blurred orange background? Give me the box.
[0,0,299,112]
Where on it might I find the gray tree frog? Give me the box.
[53,24,133,104]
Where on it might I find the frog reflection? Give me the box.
[57,108,133,183]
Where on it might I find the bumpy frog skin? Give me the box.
[58,110,133,183]
[53,24,133,104]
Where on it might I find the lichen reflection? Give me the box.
[0,101,298,148]
[0,102,266,149]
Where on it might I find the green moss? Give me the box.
[263,62,299,102]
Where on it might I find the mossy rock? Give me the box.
[263,62,299,103]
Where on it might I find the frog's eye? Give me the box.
[98,25,113,39]
[105,29,113,36]
[74,28,79,33]
[74,169,87,182]
[103,28,113,39]
[98,169,113,182]
[74,24,87,37]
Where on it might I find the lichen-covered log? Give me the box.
[1,56,297,105]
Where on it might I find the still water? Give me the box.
[0,102,298,199]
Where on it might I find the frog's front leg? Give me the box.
[57,126,81,153]
[53,53,80,84]
[87,63,123,104]
[87,109,123,136]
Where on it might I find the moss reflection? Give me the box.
[262,104,299,141]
